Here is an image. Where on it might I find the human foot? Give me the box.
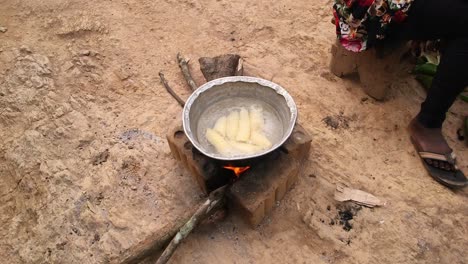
[409,118,453,170]
[408,118,467,188]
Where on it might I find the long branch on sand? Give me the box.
[155,185,227,264]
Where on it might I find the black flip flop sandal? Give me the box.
[417,151,468,188]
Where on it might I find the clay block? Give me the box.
[329,41,358,77]
[167,126,233,194]
[199,54,241,81]
[282,124,312,155]
[228,124,312,227]
[329,39,409,100]
[286,167,300,191]
[168,124,312,227]
[356,45,408,100]
[275,177,287,202]
[229,151,304,227]
[166,126,208,194]
[264,191,276,215]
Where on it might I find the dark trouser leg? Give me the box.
[395,0,468,128]
[399,0,468,40]
[417,37,468,128]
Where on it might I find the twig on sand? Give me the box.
[236,57,244,76]
[159,71,185,107]
[155,185,227,264]
[177,53,198,91]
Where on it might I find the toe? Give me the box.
[443,163,449,171]
[441,162,447,170]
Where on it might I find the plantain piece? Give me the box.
[226,111,239,140]
[413,63,438,76]
[206,128,232,155]
[236,107,251,142]
[249,106,264,132]
[250,131,272,149]
[213,116,227,137]
[207,105,272,156]
[415,74,433,91]
[229,141,263,154]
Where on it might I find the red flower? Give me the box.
[357,0,375,7]
[393,10,407,23]
[344,0,356,7]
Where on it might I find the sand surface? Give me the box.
[1,0,467,263]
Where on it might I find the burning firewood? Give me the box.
[147,53,248,264]
[155,185,227,264]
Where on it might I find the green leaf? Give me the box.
[413,63,437,76]
[459,93,468,103]
[415,74,433,91]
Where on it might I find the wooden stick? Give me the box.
[177,53,198,91]
[159,71,185,107]
[155,185,227,264]
[118,216,191,264]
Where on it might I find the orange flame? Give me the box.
[223,165,251,177]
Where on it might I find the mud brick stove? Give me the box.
[167,124,311,227]
[120,55,313,264]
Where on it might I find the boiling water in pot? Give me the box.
[196,97,284,158]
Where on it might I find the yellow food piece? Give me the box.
[236,107,251,142]
[213,116,227,137]
[206,128,231,155]
[229,141,263,154]
[226,110,239,140]
[249,106,264,132]
[250,131,272,148]
[207,106,271,156]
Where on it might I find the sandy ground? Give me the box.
[1,0,467,263]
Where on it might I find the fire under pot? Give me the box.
[167,123,311,227]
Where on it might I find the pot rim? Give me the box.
[182,76,297,161]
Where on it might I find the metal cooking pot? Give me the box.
[183,76,297,161]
